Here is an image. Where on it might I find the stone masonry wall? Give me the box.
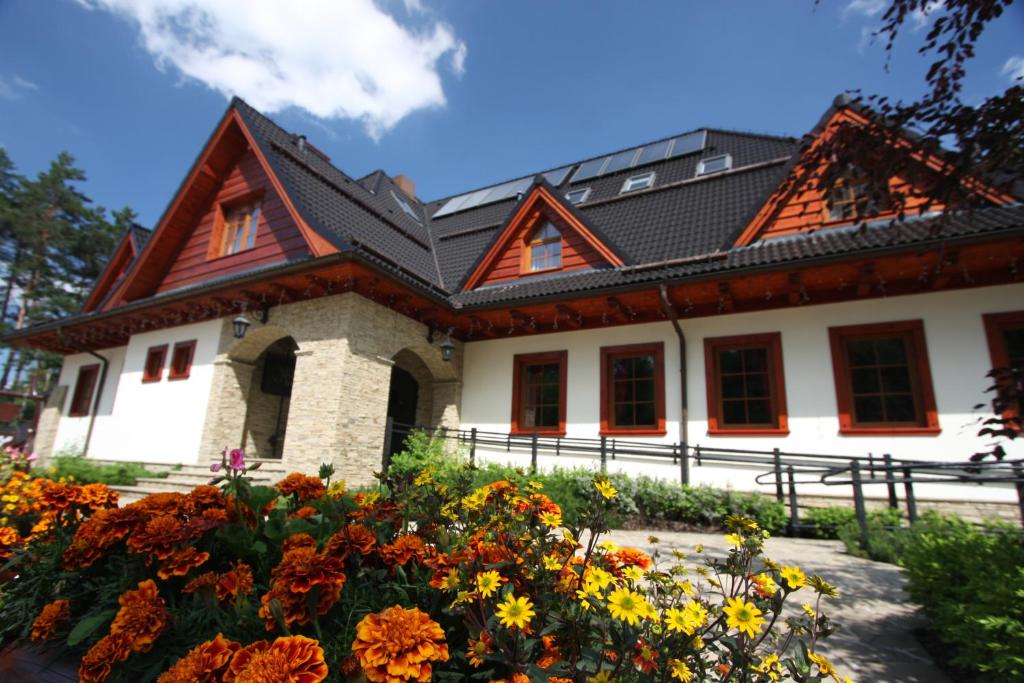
[32,386,66,459]
[197,292,462,486]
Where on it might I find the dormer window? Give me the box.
[697,154,732,176]
[566,188,590,205]
[220,201,261,256]
[525,222,561,272]
[621,172,655,193]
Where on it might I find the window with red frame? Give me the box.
[600,342,665,435]
[828,320,939,434]
[69,364,100,417]
[142,345,167,383]
[704,333,788,435]
[168,340,197,380]
[982,311,1024,419]
[511,351,567,434]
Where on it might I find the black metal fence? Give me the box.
[381,418,1024,541]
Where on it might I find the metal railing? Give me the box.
[381,418,1024,539]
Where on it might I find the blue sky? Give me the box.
[0,0,1021,229]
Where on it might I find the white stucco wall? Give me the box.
[51,319,222,464]
[461,284,1024,503]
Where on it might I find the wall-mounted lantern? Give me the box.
[232,304,270,339]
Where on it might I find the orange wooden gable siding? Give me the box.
[476,209,609,286]
[156,149,310,294]
[752,174,943,241]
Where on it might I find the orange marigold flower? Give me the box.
[0,526,19,560]
[291,505,318,520]
[258,549,346,629]
[79,631,132,683]
[614,547,653,571]
[276,473,326,502]
[75,483,119,510]
[549,678,573,683]
[536,635,562,669]
[127,514,188,561]
[62,507,137,569]
[157,547,210,580]
[325,523,377,561]
[218,561,254,602]
[351,605,449,682]
[110,579,169,653]
[281,533,317,554]
[30,599,70,641]
[156,632,240,683]
[187,485,225,511]
[183,571,219,595]
[228,635,328,683]
[380,534,429,567]
[41,481,77,511]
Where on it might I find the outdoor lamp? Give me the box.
[439,333,455,362]
[232,314,252,339]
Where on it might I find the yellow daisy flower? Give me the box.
[584,567,615,589]
[594,479,617,499]
[542,554,563,571]
[622,566,643,582]
[724,533,742,549]
[495,594,535,630]
[723,596,765,638]
[606,587,648,626]
[780,565,806,591]
[669,658,694,682]
[539,511,563,527]
[476,570,502,598]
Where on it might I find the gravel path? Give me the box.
[604,529,947,683]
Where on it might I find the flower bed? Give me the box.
[0,451,850,682]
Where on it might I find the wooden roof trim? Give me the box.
[81,229,136,312]
[461,185,624,291]
[734,108,1017,248]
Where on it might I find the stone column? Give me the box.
[197,358,256,462]
[32,386,67,459]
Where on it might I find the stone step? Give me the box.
[110,484,170,505]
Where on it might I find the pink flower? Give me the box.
[210,462,223,473]
[228,448,246,472]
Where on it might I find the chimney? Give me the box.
[393,174,416,198]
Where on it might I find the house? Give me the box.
[5,96,1022,505]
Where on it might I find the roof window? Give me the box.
[621,172,655,194]
[389,190,421,223]
[565,188,591,205]
[696,154,732,176]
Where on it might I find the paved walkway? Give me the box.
[605,529,947,683]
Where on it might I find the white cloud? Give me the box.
[909,1,944,30]
[0,74,38,101]
[78,0,467,139]
[1003,56,1024,82]
[843,0,886,19]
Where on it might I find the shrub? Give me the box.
[0,450,851,682]
[900,515,1024,679]
[836,507,907,564]
[800,506,855,539]
[38,456,169,486]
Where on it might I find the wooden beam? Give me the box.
[929,250,959,290]
[718,282,734,313]
[855,262,877,297]
[509,309,535,332]
[555,303,583,329]
[468,315,496,338]
[606,296,634,322]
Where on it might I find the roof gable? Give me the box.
[460,180,625,290]
[734,107,1017,247]
[105,106,336,308]
[81,227,142,313]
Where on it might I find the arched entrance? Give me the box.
[243,336,297,459]
[385,365,418,460]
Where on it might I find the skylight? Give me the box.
[431,166,573,218]
[621,172,655,193]
[566,188,590,204]
[696,154,732,176]
[390,190,421,222]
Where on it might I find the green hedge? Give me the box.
[388,431,787,533]
[898,514,1024,679]
[38,456,170,486]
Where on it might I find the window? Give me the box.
[220,201,261,256]
[525,222,562,272]
[69,364,100,417]
[565,188,591,205]
[511,351,567,435]
[390,190,421,223]
[828,320,939,434]
[704,333,788,435]
[824,168,889,222]
[621,172,655,193]
[168,340,197,381]
[982,311,1024,420]
[600,342,666,435]
[142,345,168,383]
[697,154,732,176]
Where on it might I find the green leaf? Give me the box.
[67,609,115,646]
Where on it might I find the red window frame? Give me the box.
[704,332,789,436]
[828,320,940,435]
[69,364,100,417]
[599,342,666,436]
[142,345,168,383]
[511,351,567,435]
[168,340,197,381]
[521,221,563,274]
[982,310,1024,423]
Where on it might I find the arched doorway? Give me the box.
[243,336,297,459]
[385,365,418,460]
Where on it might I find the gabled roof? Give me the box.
[459,176,626,290]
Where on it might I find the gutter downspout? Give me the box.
[81,349,109,459]
[658,285,688,478]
